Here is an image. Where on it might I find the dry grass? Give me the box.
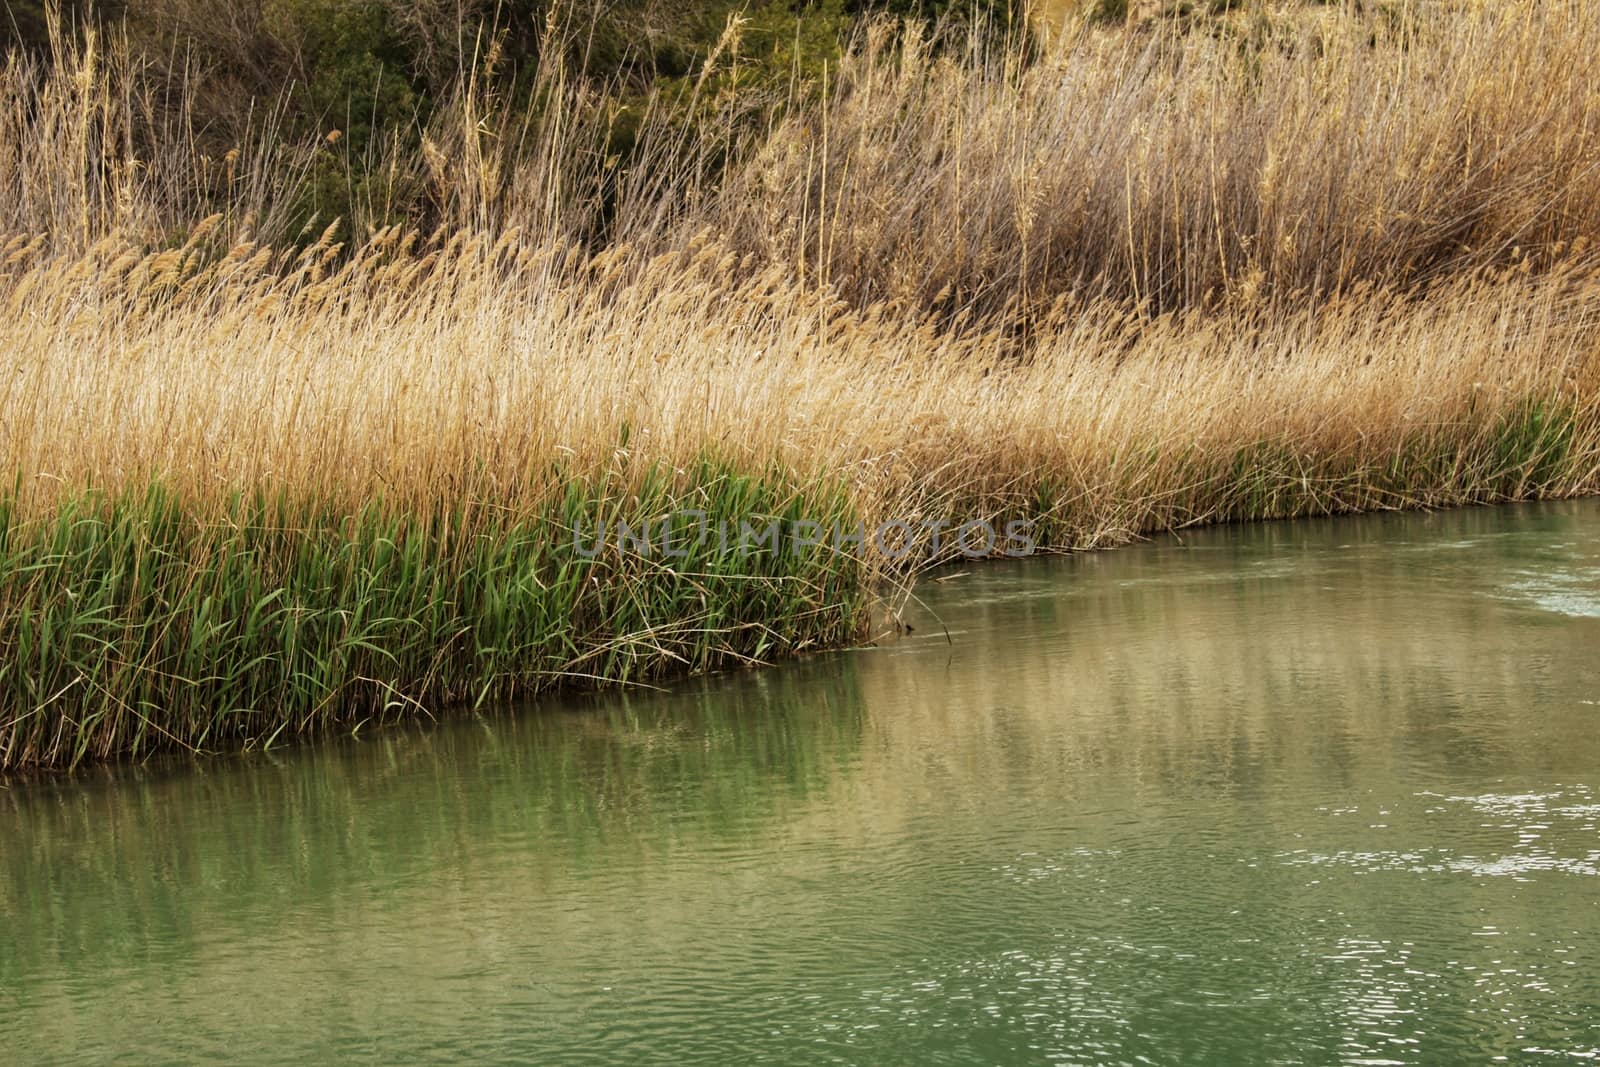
[5,227,1597,539]
[3,1,1600,769]
[714,2,1600,320]
[0,18,312,254]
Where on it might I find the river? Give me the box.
[4,501,1599,1063]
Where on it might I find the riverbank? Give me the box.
[4,2,1600,771]
[4,240,1597,771]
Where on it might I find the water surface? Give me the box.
[4,502,1600,1063]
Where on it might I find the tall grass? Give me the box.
[3,2,1600,770]
[0,465,863,769]
[0,16,313,253]
[712,3,1600,320]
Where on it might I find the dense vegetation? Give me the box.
[3,0,1599,771]
[2,0,1026,242]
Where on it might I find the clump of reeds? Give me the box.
[4,221,1597,772]
[0,13,316,255]
[712,2,1600,320]
[3,2,1600,771]
[0,464,864,770]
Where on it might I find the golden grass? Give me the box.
[714,2,1600,319]
[6,226,1596,548]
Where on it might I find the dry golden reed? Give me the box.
[713,2,1600,320]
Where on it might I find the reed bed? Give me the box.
[3,1,1600,770]
[713,2,1600,320]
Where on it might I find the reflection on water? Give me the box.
[3,501,1600,1064]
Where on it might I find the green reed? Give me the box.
[0,461,864,771]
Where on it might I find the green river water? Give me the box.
[4,501,1600,1064]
